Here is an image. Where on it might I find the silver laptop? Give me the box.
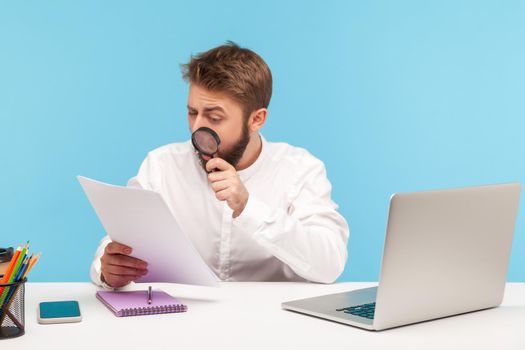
[282,183,521,331]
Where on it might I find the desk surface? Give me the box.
[3,282,524,349]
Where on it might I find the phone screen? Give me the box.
[39,300,81,319]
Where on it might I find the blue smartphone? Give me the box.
[37,300,82,324]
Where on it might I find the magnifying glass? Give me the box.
[191,127,221,170]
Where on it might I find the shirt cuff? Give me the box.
[92,262,117,291]
[233,195,274,237]
[100,275,118,291]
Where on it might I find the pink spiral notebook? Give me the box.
[96,290,187,317]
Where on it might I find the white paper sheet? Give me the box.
[78,176,219,287]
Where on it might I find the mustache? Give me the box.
[194,123,250,169]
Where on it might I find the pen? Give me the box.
[148,285,152,304]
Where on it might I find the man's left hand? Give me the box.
[206,158,249,218]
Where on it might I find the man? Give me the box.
[90,42,349,289]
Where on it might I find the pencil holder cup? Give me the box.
[0,276,26,339]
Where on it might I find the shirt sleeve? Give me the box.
[233,155,350,284]
[126,152,160,191]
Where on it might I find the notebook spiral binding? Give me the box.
[121,304,188,317]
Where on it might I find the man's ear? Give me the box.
[248,108,268,132]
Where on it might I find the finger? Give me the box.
[104,264,148,277]
[215,188,230,201]
[206,157,234,173]
[211,179,231,192]
[106,254,148,270]
[208,170,235,183]
[106,242,133,255]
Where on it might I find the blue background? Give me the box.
[1,1,523,282]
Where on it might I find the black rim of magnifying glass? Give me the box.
[191,127,221,157]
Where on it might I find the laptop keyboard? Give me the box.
[336,302,376,319]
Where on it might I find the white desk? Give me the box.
[3,282,524,349]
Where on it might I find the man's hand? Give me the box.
[206,158,249,218]
[100,242,148,288]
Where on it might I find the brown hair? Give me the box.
[181,41,272,119]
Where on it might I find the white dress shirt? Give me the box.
[90,135,349,286]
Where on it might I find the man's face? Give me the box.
[187,84,250,169]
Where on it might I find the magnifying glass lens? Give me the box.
[192,127,220,156]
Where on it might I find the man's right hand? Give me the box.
[100,241,148,288]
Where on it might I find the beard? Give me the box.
[196,121,251,171]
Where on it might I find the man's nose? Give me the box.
[191,115,204,133]
[191,115,212,133]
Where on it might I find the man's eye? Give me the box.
[188,111,197,117]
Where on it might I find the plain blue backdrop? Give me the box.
[1,1,523,282]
